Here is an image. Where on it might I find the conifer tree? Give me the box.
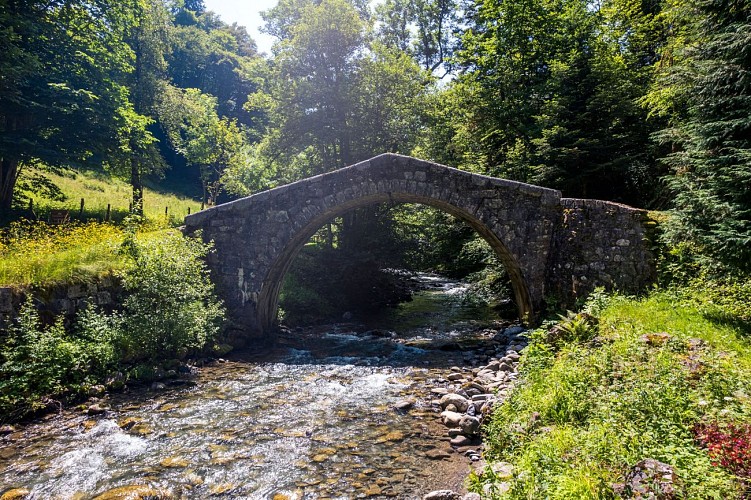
[663,0,751,271]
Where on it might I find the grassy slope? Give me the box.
[0,221,176,286]
[21,167,202,223]
[475,285,751,498]
[1,168,204,286]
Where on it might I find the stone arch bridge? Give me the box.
[184,154,655,340]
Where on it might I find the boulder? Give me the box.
[459,415,481,436]
[439,394,470,413]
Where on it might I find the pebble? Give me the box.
[423,490,460,500]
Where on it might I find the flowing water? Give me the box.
[0,274,513,499]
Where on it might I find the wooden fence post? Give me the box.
[79,198,85,217]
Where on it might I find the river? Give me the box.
[0,274,516,499]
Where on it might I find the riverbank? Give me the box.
[471,282,751,498]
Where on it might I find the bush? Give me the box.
[0,299,116,420]
[116,230,225,361]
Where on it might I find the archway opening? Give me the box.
[261,196,531,332]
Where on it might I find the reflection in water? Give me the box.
[0,274,512,499]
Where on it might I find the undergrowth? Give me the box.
[473,283,751,498]
[0,225,225,421]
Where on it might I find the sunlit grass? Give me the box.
[21,167,202,225]
[0,220,175,286]
[476,288,751,498]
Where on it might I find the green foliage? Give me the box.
[0,220,126,286]
[14,165,201,225]
[476,288,751,498]
[655,0,751,272]
[0,227,225,420]
[451,0,665,205]
[0,0,139,210]
[0,299,117,420]
[116,230,225,361]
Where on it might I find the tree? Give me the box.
[375,0,461,75]
[658,0,751,271]
[252,0,366,178]
[112,0,171,213]
[0,0,137,210]
[159,86,255,206]
[443,0,664,205]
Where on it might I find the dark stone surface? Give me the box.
[0,276,122,331]
[184,154,656,341]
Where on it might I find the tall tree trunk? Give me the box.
[0,157,20,211]
[131,157,143,214]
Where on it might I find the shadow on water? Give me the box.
[232,273,517,370]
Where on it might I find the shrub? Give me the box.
[0,299,115,420]
[116,230,225,361]
[694,421,751,479]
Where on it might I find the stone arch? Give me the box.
[255,193,534,333]
[185,154,564,339]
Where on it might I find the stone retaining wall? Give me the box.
[0,276,122,330]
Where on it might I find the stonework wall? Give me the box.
[0,276,122,330]
[547,198,657,307]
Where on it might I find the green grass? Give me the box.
[20,167,202,225]
[0,220,173,286]
[475,285,751,498]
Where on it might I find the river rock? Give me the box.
[87,385,106,397]
[471,394,492,402]
[439,394,470,413]
[445,404,458,413]
[505,326,526,337]
[425,449,452,460]
[394,400,414,411]
[0,425,16,436]
[505,352,521,362]
[447,428,462,437]
[447,373,464,382]
[498,362,513,372]
[441,411,463,427]
[485,360,501,371]
[459,415,481,436]
[462,493,481,500]
[431,388,449,396]
[92,484,174,499]
[423,490,460,500]
[450,435,472,446]
[87,404,108,415]
[613,458,677,499]
[469,382,488,393]
[0,488,30,500]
